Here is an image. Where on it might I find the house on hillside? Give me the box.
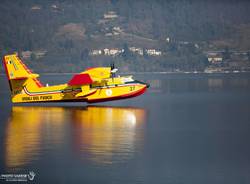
[231,52,249,61]
[90,50,102,56]
[21,50,47,59]
[104,11,118,19]
[34,50,47,58]
[146,49,162,56]
[129,47,143,56]
[103,48,123,56]
[207,52,223,64]
[113,27,122,32]
[208,56,223,64]
[21,51,32,59]
[31,5,41,10]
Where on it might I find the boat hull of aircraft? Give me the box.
[15,81,147,103]
[2,54,149,103]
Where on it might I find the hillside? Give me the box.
[1,0,250,72]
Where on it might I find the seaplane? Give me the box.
[2,54,149,103]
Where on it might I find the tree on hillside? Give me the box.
[122,43,131,60]
[223,47,231,60]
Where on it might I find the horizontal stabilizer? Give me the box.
[9,73,39,80]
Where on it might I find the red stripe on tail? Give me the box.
[2,56,10,80]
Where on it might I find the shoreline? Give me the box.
[0,70,250,76]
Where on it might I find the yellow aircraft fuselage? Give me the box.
[2,54,149,103]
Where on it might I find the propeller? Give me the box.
[110,62,118,79]
[111,62,115,70]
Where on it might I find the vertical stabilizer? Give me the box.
[2,54,43,95]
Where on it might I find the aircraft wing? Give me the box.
[81,67,111,79]
[67,73,99,97]
[67,68,113,97]
[68,73,93,86]
[67,73,108,86]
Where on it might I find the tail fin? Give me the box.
[2,54,43,93]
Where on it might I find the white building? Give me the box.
[31,5,41,10]
[146,49,162,56]
[103,48,110,55]
[21,50,47,59]
[207,52,223,64]
[90,50,102,56]
[113,27,122,32]
[104,11,118,19]
[113,32,120,36]
[129,47,143,56]
[21,51,32,59]
[34,50,47,58]
[208,57,223,63]
[105,33,113,37]
[51,4,58,9]
[103,48,123,56]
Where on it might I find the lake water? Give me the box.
[0,73,250,183]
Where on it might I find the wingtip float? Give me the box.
[2,54,149,103]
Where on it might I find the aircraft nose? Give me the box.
[146,83,150,88]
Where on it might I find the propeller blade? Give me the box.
[110,62,115,70]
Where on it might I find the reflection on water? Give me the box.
[72,107,146,164]
[5,106,146,168]
[2,74,250,183]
